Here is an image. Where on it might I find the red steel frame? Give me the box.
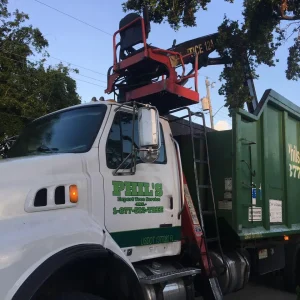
[106,16,200,104]
[181,174,214,277]
[172,136,212,277]
[125,79,199,102]
[112,17,148,71]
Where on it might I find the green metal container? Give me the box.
[207,89,300,241]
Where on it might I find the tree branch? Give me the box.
[280,0,300,20]
[4,87,10,97]
[280,15,300,21]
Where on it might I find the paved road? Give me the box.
[197,282,296,300]
[224,283,295,300]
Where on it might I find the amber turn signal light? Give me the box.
[69,185,78,203]
[284,235,289,241]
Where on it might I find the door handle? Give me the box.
[169,196,173,210]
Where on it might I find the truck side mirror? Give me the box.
[137,106,161,163]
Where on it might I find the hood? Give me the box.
[0,154,85,218]
[0,154,84,180]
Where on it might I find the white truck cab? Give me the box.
[0,101,196,300]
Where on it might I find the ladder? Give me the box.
[169,107,225,299]
[193,112,225,256]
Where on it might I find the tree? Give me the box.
[0,0,81,140]
[122,0,300,109]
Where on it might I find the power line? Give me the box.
[215,110,231,119]
[0,46,106,76]
[3,48,106,77]
[75,73,106,83]
[33,0,112,36]
[49,55,106,76]
[0,50,106,83]
[213,104,225,117]
[0,54,106,88]
[71,77,106,88]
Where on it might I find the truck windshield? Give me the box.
[6,105,107,158]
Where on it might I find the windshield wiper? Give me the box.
[36,145,59,153]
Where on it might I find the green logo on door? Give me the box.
[112,181,164,215]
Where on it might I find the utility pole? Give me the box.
[205,77,215,129]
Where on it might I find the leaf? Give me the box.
[121,0,300,111]
[0,1,81,141]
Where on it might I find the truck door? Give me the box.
[99,106,182,260]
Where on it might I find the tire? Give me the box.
[55,292,107,300]
[283,242,300,293]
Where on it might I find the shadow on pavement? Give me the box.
[224,273,296,300]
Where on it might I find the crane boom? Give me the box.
[170,33,258,113]
[168,33,219,66]
[105,13,258,114]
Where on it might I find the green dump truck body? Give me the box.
[208,89,300,241]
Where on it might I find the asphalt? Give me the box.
[196,281,296,300]
[224,282,295,300]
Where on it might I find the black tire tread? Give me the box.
[283,242,300,293]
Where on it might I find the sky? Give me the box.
[8,0,300,130]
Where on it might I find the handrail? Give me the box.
[171,135,185,219]
[152,48,186,79]
[113,17,148,68]
[194,53,199,93]
[174,52,199,94]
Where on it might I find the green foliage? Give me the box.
[123,0,210,30]
[122,0,235,29]
[0,0,81,141]
[122,0,300,109]
[287,40,300,80]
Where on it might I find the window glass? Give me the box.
[106,110,167,169]
[7,105,107,158]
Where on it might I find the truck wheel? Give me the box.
[55,292,107,300]
[283,243,300,293]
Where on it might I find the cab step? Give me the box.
[139,267,201,284]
